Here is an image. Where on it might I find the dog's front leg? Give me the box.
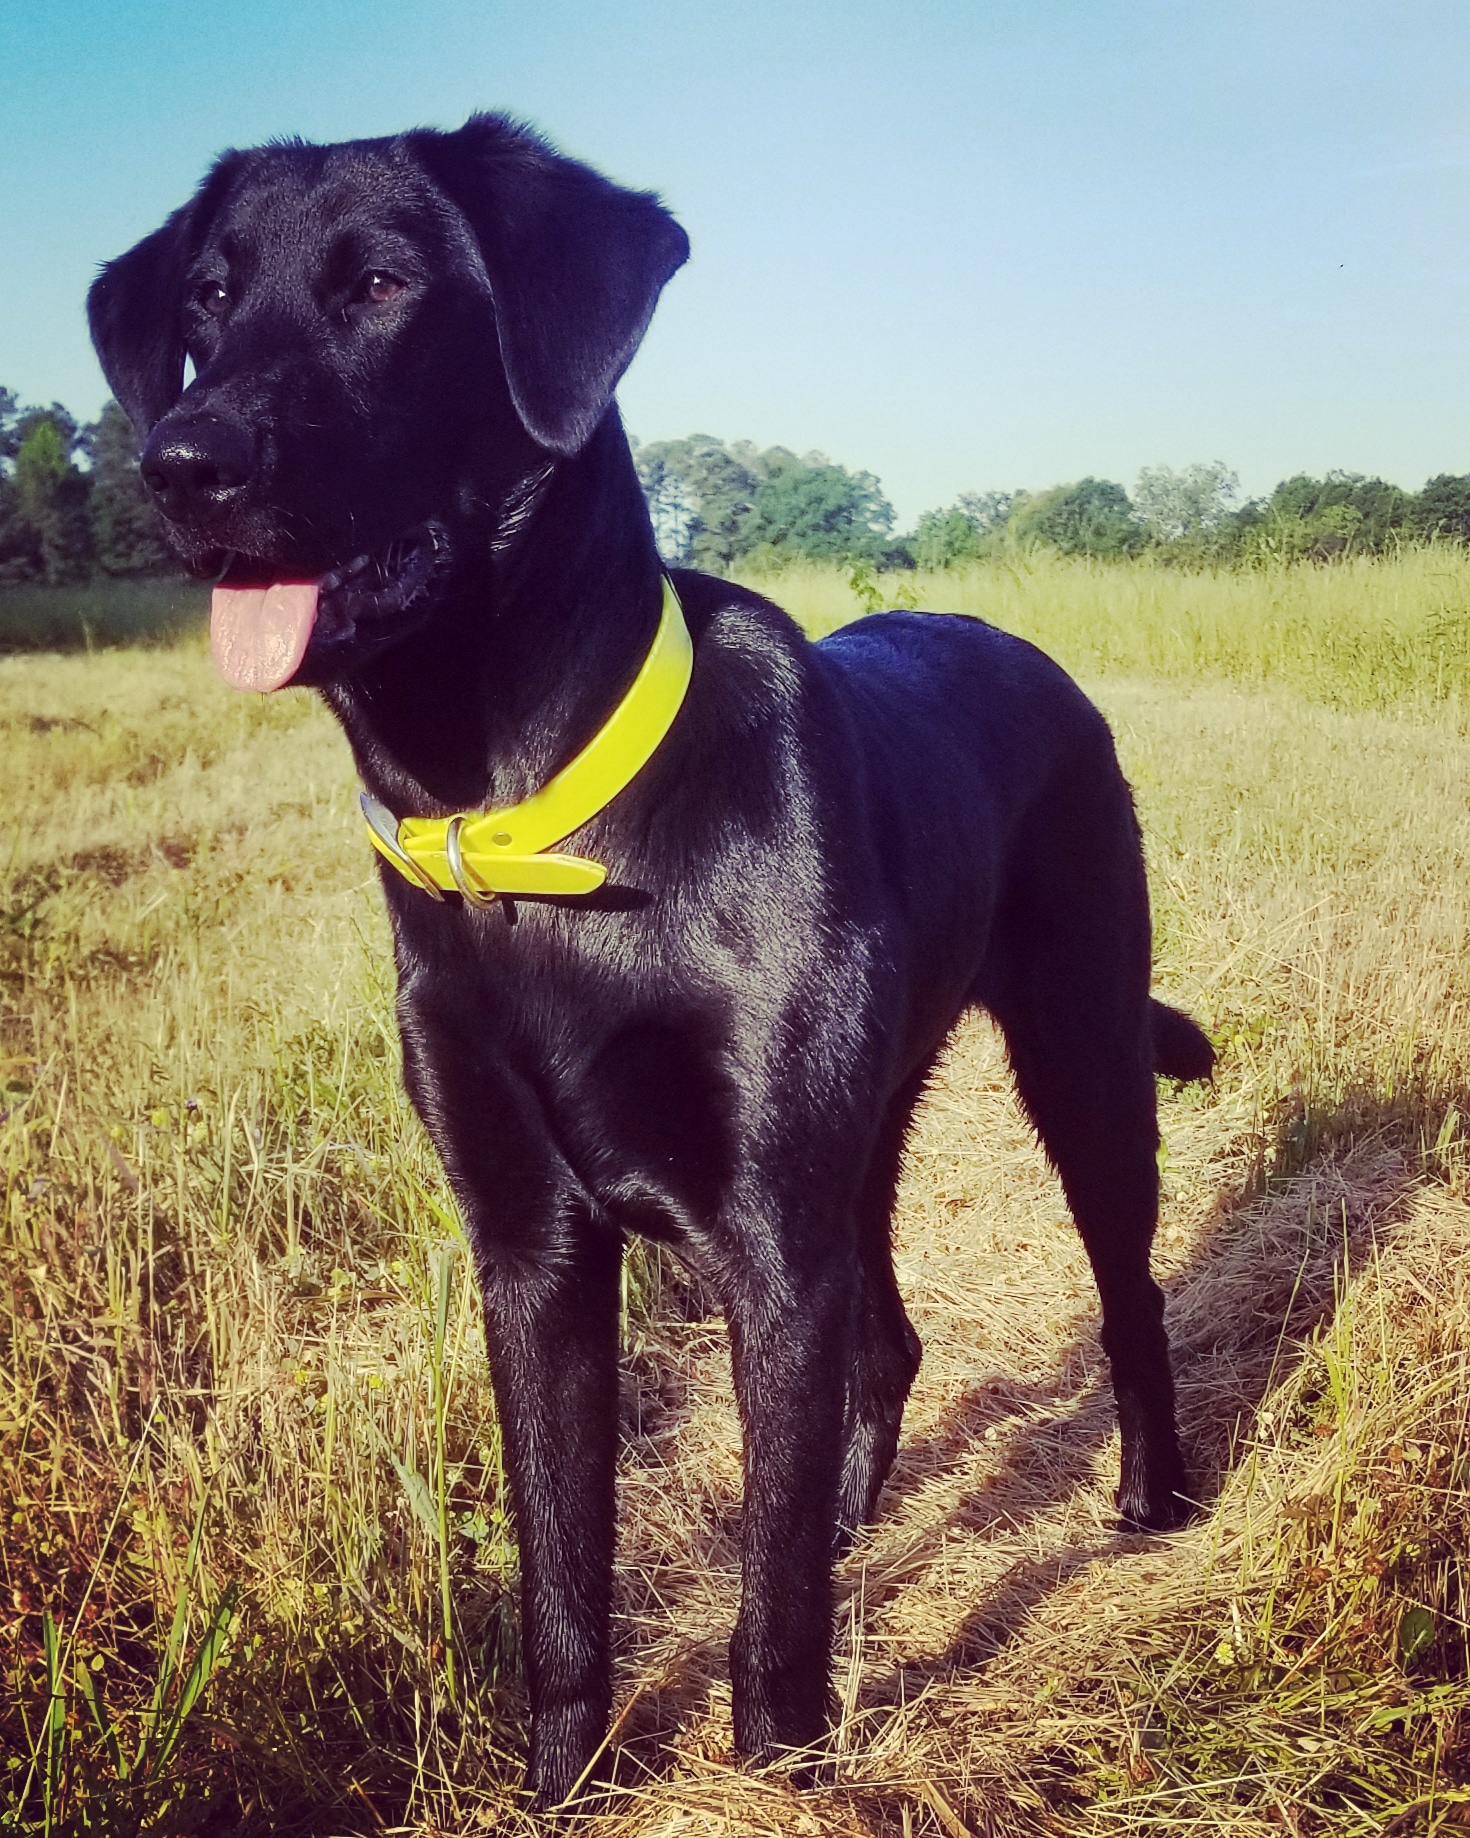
[396,992,622,1804]
[474,1213,622,1809]
[725,1249,853,1770]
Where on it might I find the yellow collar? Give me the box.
[361,575,693,904]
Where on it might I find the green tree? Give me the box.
[633,435,898,569]
[912,490,1013,567]
[15,402,80,459]
[1009,478,1142,559]
[84,400,173,575]
[633,434,766,569]
[0,477,38,584]
[13,415,92,584]
[741,454,895,563]
[1410,475,1470,543]
[0,387,40,583]
[630,440,698,561]
[1134,461,1239,542]
[1256,473,1409,559]
[0,386,22,461]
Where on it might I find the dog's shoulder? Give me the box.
[666,566,814,709]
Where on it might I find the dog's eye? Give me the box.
[359,272,405,308]
[198,282,230,318]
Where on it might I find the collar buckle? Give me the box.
[360,793,446,900]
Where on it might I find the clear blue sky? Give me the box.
[6,0,1470,527]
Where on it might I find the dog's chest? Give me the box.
[391,892,745,1231]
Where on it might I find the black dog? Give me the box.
[89,114,1213,1807]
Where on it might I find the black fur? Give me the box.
[89,113,1214,1807]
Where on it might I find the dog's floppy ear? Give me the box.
[411,114,689,455]
[87,159,237,436]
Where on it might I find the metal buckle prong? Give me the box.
[360,792,447,901]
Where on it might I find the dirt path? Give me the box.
[510,1004,1425,1838]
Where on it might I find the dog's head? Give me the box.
[88,114,688,689]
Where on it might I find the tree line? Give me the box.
[6,385,1470,589]
[636,438,1470,571]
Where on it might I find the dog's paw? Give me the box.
[1116,1482,1198,1535]
[525,1705,610,1815]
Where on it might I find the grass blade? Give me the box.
[41,1610,67,1837]
[150,1581,241,1777]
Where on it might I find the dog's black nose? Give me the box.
[141,416,254,522]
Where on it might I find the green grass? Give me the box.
[0,580,208,655]
[741,546,1470,718]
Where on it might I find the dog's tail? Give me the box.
[1151,1000,1215,1083]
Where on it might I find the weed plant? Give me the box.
[2,560,1470,1831]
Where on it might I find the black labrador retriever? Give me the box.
[89,113,1213,1806]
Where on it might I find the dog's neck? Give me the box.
[325,412,667,817]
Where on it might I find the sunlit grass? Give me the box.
[3,561,1470,1831]
[742,546,1470,718]
[0,652,524,1829]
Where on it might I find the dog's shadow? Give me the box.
[600,1073,1433,1786]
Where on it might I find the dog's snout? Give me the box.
[141,416,255,523]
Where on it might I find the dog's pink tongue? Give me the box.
[210,581,320,691]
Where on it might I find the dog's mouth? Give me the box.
[210,525,444,691]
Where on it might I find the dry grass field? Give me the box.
[5,553,1470,1835]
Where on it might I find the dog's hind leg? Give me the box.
[1019,1046,1189,1531]
[979,781,1191,1532]
[994,991,1189,1528]
[834,1073,926,1548]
